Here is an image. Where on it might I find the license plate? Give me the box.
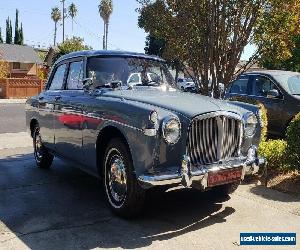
[208,167,242,187]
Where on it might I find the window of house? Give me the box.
[230,76,250,94]
[49,64,67,90]
[13,62,21,69]
[253,76,278,97]
[67,61,83,90]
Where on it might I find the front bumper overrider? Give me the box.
[138,146,266,189]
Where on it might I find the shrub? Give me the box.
[257,103,268,143]
[0,60,9,78]
[286,112,300,170]
[259,139,288,171]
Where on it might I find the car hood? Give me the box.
[103,89,242,119]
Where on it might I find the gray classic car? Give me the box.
[26,50,265,217]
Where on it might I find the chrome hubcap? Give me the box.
[107,152,127,204]
[34,130,43,160]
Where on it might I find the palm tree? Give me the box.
[98,0,113,50]
[51,7,62,46]
[68,3,77,35]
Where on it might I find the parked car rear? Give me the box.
[225,70,300,138]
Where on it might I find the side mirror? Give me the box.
[82,78,93,90]
[267,89,280,99]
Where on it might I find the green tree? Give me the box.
[68,3,78,35]
[0,28,3,43]
[137,0,300,96]
[262,35,300,72]
[98,0,113,50]
[19,23,24,45]
[14,9,20,44]
[51,7,62,46]
[53,36,92,63]
[5,17,13,44]
[144,34,165,57]
[144,34,183,82]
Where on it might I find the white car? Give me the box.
[127,72,158,87]
[177,78,195,90]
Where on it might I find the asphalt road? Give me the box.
[0,104,299,250]
[0,104,26,133]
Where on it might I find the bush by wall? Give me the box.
[286,112,300,170]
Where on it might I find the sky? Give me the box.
[0,0,254,60]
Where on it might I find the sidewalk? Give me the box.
[0,132,32,150]
[0,99,27,104]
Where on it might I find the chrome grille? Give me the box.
[187,114,242,165]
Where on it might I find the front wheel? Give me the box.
[33,125,54,169]
[103,138,146,218]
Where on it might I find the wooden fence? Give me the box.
[0,78,45,99]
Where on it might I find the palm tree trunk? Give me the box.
[105,22,109,50]
[72,18,74,36]
[103,22,106,50]
[54,22,57,46]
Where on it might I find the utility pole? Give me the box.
[61,0,66,42]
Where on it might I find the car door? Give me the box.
[226,75,252,102]
[38,63,67,149]
[54,58,87,163]
[248,74,284,135]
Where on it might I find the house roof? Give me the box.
[0,44,42,64]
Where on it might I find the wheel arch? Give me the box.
[96,125,132,177]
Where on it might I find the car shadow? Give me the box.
[249,184,300,202]
[0,153,235,250]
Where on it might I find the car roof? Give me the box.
[56,50,164,64]
[243,70,300,77]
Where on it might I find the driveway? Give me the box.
[0,104,299,250]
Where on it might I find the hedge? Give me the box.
[286,112,300,170]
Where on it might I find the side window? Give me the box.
[230,76,249,94]
[128,73,140,84]
[253,76,277,97]
[67,61,83,89]
[49,64,67,90]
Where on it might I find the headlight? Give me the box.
[243,112,258,137]
[162,117,181,144]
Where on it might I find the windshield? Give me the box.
[273,73,300,95]
[86,57,175,88]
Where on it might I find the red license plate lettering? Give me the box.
[208,167,242,187]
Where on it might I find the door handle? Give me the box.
[54,96,61,101]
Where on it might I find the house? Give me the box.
[0,44,42,78]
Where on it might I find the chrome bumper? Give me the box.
[138,146,266,189]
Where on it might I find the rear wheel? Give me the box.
[33,125,54,169]
[103,138,145,218]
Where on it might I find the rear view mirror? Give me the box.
[267,89,280,99]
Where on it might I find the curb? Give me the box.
[0,99,27,104]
